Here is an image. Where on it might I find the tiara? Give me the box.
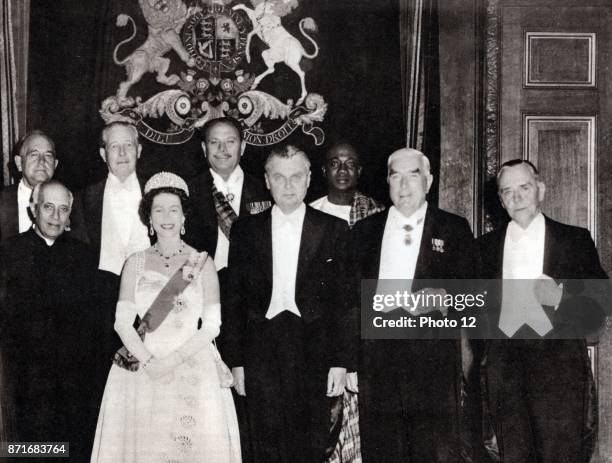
[144,172,189,196]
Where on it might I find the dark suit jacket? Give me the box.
[0,184,18,244]
[477,216,608,338]
[351,206,475,462]
[185,169,271,254]
[223,205,355,371]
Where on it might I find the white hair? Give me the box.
[30,180,74,209]
[387,148,431,177]
[100,121,140,148]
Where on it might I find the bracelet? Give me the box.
[141,355,153,369]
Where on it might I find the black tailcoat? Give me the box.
[351,206,475,463]
[223,206,355,463]
[477,216,608,463]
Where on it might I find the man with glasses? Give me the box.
[0,130,58,243]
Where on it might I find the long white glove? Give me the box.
[114,300,153,364]
[176,302,221,359]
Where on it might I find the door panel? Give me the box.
[498,3,612,461]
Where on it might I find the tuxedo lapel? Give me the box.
[137,176,153,245]
[85,180,105,249]
[239,175,255,215]
[259,208,273,283]
[414,208,435,280]
[201,171,219,251]
[543,217,561,278]
[137,175,145,194]
[2,185,19,239]
[493,225,507,279]
[364,210,388,279]
[296,207,324,284]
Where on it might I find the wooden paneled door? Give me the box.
[496,1,612,461]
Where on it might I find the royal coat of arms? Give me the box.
[100,0,327,146]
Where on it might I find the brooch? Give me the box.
[432,238,445,253]
[172,295,186,313]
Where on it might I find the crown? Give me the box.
[144,172,189,196]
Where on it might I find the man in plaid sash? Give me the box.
[185,117,270,463]
[186,117,271,271]
[311,141,385,463]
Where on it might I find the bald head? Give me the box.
[15,131,58,188]
[31,180,73,241]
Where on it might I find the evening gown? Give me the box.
[91,252,241,462]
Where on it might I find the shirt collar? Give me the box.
[107,172,140,192]
[32,226,57,247]
[272,203,306,227]
[210,165,243,190]
[18,179,33,195]
[323,196,351,208]
[388,201,428,228]
[507,212,545,242]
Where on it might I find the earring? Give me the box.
[181,224,186,236]
[64,218,71,232]
[149,223,155,236]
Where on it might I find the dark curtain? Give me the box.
[28,0,405,200]
[400,0,440,205]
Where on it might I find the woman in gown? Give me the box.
[91,172,241,463]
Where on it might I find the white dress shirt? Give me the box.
[265,204,306,320]
[310,196,351,224]
[500,213,553,337]
[17,180,33,233]
[210,166,244,271]
[99,172,149,275]
[378,202,428,282]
